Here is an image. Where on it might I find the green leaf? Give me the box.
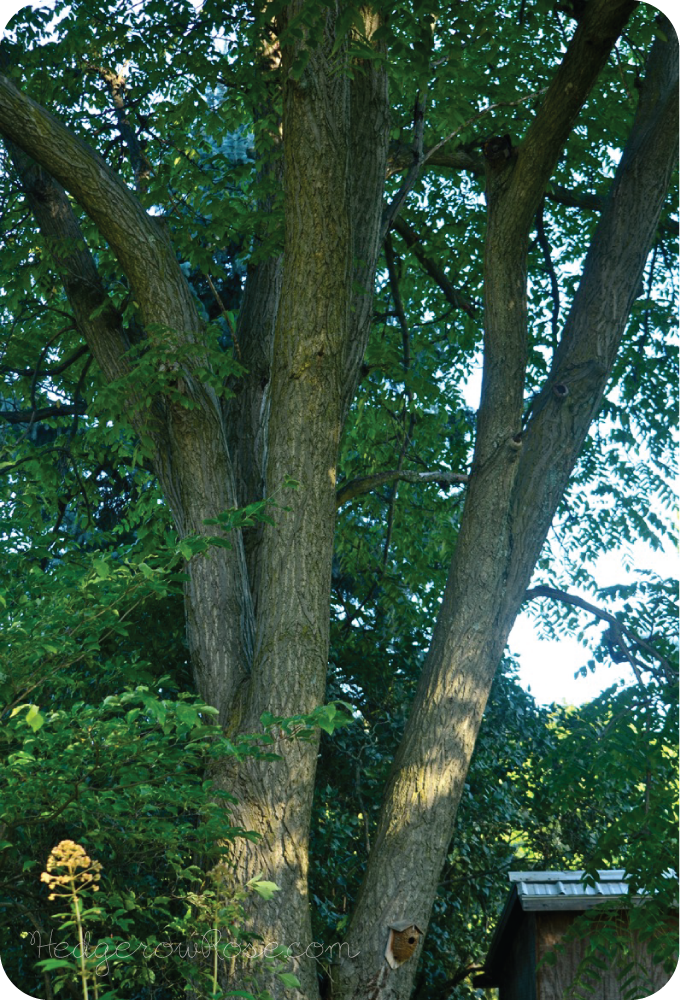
[10,703,45,731]
[36,959,78,971]
[25,704,45,732]
[248,876,280,900]
[277,972,302,989]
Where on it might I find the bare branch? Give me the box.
[523,585,676,680]
[534,202,560,348]
[419,87,547,170]
[383,232,411,369]
[204,272,242,360]
[337,469,469,507]
[388,138,483,175]
[389,140,677,238]
[0,403,86,425]
[0,342,89,378]
[392,216,477,317]
[416,962,480,1000]
[85,61,152,191]
[381,91,427,240]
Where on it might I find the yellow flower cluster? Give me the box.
[40,840,103,901]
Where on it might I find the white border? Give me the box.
[0,1,690,998]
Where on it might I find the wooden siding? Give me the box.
[534,911,677,1000]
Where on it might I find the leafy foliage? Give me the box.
[0,479,350,998]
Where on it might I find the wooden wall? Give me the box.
[534,911,676,1000]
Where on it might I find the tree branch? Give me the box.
[339,7,392,418]
[416,962,480,1000]
[389,141,678,239]
[534,201,560,348]
[392,216,477,317]
[0,71,197,336]
[3,140,134,383]
[523,585,676,680]
[516,15,678,467]
[337,469,469,507]
[86,61,152,192]
[476,0,639,468]
[418,86,548,172]
[338,11,666,996]
[383,232,411,370]
[500,0,639,236]
[0,342,89,378]
[0,403,86,424]
[1,85,256,725]
[381,90,427,241]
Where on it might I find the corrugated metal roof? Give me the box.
[509,870,632,912]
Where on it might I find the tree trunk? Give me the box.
[213,9,390,997]
[332,10,677,1000]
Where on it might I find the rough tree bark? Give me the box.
[333,5,678,999]
[213,11,391,996]
[0,1,678,999]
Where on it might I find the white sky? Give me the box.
[509,541,678,706]
[461,361,679,707]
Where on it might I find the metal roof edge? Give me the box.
[508,870,626,883]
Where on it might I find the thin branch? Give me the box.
[0,403,86,424]
[25,328,67,423]
[386,152,678,240]
[424,963,480,1000]
[68,354,93,442]
[0,451,44,474]
[522,585,676,680]
[419,87,547,170]
[383,232,411,369]
[86,61,153,192]
[54,444,95,527]
[381,90,427,240]
[204,272,242,360]
[1,594,145,716]
[337,469,469,508]
[0,341,88,378]
[354,757,372,857]
[393,216,477,317]
[340,249,420,625]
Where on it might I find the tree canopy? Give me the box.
[0,2,678,999]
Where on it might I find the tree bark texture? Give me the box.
[0,2,678,999]
[214,9,391,997]
[0,79,256,730]
[331,7,677,1000]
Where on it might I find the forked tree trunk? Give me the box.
[332,11,678,1000]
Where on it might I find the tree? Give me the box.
[0,2,678,999]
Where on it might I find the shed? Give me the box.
[472,870,676,1000]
